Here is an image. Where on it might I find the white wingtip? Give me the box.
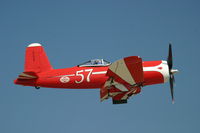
[28,43,42,47]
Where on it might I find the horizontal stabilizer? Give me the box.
[18,72,38,79]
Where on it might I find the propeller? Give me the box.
[167,43,178,104]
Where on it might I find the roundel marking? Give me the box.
[60,76,70,83]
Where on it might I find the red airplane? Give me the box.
[14,43,178,104]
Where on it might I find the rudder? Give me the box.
[24,43,53,73]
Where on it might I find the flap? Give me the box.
[100,81,141,102]
[112,87,141,101]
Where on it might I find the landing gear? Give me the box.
[35,86,40,89]
[112,99,127,104]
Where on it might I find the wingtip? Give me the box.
[28,43,42,47]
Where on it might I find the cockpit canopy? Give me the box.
[78,59,111,67]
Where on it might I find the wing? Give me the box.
[100,56,144,104]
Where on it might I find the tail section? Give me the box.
[25,43,53,73]
[14,43,52,86]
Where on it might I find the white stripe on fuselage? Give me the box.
[92,71,107,75]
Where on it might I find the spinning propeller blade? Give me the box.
[167,43,178,104]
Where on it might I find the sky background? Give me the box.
[0,0,200,132]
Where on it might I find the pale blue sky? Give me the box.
[0,0,200,133]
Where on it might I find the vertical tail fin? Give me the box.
[25,43,53,73]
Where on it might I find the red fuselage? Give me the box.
[15,60,169,89]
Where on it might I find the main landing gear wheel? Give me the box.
[112,99,127,104]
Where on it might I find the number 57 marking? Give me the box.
[75,69,93,84]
